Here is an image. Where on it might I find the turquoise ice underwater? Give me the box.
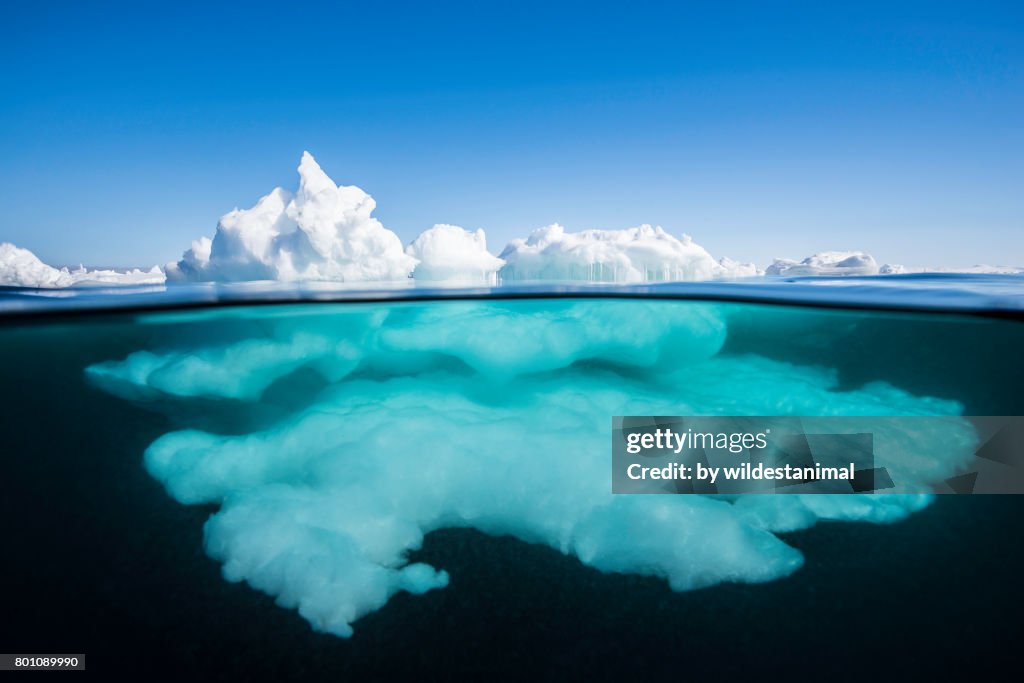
[86,299,976,637]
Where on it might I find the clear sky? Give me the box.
[1,0,1021,268]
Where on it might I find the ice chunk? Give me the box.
[405,224,505,283]
[498,223,756,283]
[766,251,880,277]
[168,152,417,282]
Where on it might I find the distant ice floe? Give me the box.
[88,300,976,637]
[766,251,1023,278]
[0,242,165,288]
[766,251,881,277]
[880,263,1024,275]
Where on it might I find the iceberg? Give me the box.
[167,152,417,283]
[406,224,505,284]
[88,299,975,638]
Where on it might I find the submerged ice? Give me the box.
[87,300,976,637]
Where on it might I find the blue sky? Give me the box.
[1,0,1021,268]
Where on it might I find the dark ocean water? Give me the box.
[1,281,1022,679]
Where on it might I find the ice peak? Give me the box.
[296,151,336,198]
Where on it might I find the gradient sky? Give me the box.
[1,0,1022,269]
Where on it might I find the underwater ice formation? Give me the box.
[498,223,760,282]
[0,242,166,288]
[88,300,977,638]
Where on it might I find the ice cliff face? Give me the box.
[87,300,976,638]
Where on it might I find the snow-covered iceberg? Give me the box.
[87,299,975,638]
[0,242,165,288]
[498,223,759,283]
[167,152,417,283]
